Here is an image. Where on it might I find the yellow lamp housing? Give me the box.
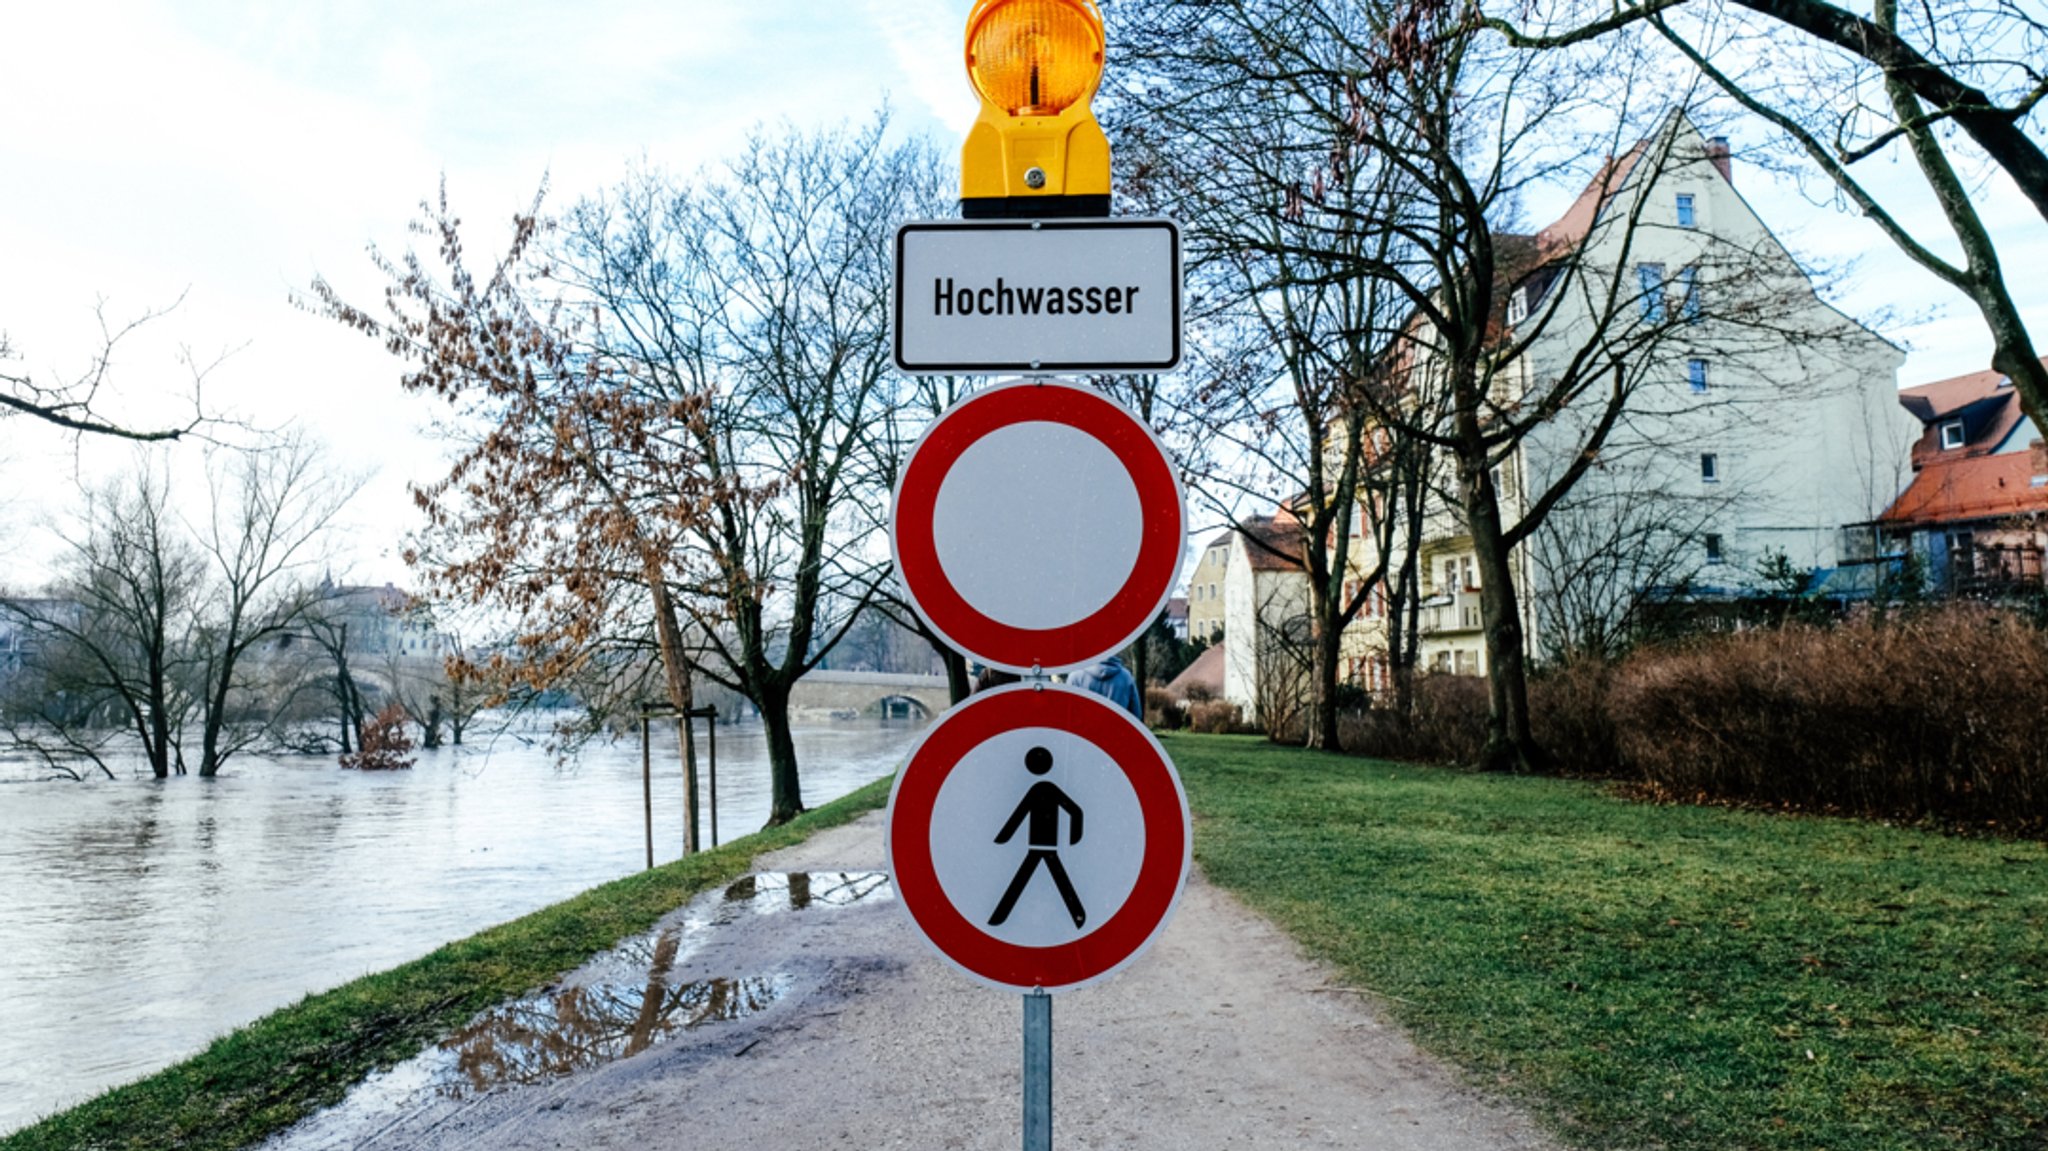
[961,0,1111,218]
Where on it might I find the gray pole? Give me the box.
[1023,990,1051,1151]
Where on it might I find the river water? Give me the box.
[0,715,924,1134]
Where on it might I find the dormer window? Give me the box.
[1940,420,1966,450]
[1507,287,1528,324]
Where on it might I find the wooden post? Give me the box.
[707,708,718,848]
[641,712,653,870]
[680,714,700,856]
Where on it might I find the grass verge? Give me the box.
[1,777,893,1151]
[1165,734,2048,1151]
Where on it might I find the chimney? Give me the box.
[1705,136,1732,184]
[2032,438,2047,481]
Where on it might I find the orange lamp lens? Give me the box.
[967,0,1104,116]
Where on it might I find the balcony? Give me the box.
[1419,590,1484,635]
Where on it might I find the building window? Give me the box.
[1461,556,1479,590]
[1679,266,1702,323]
[1705,533,1724,563]
[1701,452,1719,482]
[1638,263,1665,321]
[1939,420,1966,450]
[1676,193,1696,228]
[1688,358,1709,394]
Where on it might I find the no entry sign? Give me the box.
[890,379,1186,674]
[885,684,1191,993]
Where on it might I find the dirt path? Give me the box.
[271,811,1558,1150]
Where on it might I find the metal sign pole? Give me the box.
[1023,990,1051,1151]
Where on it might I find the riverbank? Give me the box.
[1170,734,2048,1150]
[0,779,893,1151]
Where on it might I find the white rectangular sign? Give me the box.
[893,218,1183,375]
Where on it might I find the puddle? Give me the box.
[720,870,892,915]
[266,871,892,1149]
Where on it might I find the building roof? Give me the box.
[1164,642,1225,699]
[1237,515,1307,572]
[1164,596,1188,622]
[1880,451,2048,527]
[1898,359,2046,468]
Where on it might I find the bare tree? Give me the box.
[190,435,362,776]
[1,461,202,777]
[1,298,212,442]
[548,116,950,825]
[309,181,721,841]
[1120,0,1883,772]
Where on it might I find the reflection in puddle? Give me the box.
[442,945,785,1097]
[721,871,891,914]
[264,871,894,1147]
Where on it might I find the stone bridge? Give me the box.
[787,670,954,722]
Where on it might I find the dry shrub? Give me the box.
[1186,699,1248,735]
[1183,683,1216,703]
[341,703,418,771]
[1146,687,1185,730]
[1530,658,1621,777]
[1337,675,1490,765]
[1606,604,2048,827]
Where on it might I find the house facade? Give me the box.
[1879,361,2048,594]
[1218,514,1309,720]
[1184,531,1231,644]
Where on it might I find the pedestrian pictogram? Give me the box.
[886,683,1190,993]
[990,746,1087,929]
[889,378,1186,675]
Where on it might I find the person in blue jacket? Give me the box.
[1068,653,1141,720]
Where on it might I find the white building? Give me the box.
[1218,514,1310,723]
[1384,112,1918,674]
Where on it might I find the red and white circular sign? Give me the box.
[885,683,1191,993]
[890,379,1186,674]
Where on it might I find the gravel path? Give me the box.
[270,811,1558,1150]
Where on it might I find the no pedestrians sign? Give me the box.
[885,684,1192,993]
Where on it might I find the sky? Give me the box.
[0,1,2042,591]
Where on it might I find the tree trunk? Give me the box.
[1460,449,1546,774]
[644,555,699,854]
[1306,602,1345,751]
[758,677,805,825]
[940,645,971,705]
[423,695,444,749]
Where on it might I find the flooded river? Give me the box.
[0,716,923,1134]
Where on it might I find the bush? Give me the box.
[1337,675,1489,765]
[341,703,417,771]
[1186,699,1248,735]
[1605,604,2048,828]
[1145,687,1185,730]
[1529,657,1621,777]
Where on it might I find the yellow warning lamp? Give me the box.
[961,0,1111,218]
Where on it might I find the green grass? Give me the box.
[1164,734,2048,1151]
[1,778,893,1151]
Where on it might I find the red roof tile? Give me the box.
[1900,359,2042,467]
[1880,452,2048,527]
